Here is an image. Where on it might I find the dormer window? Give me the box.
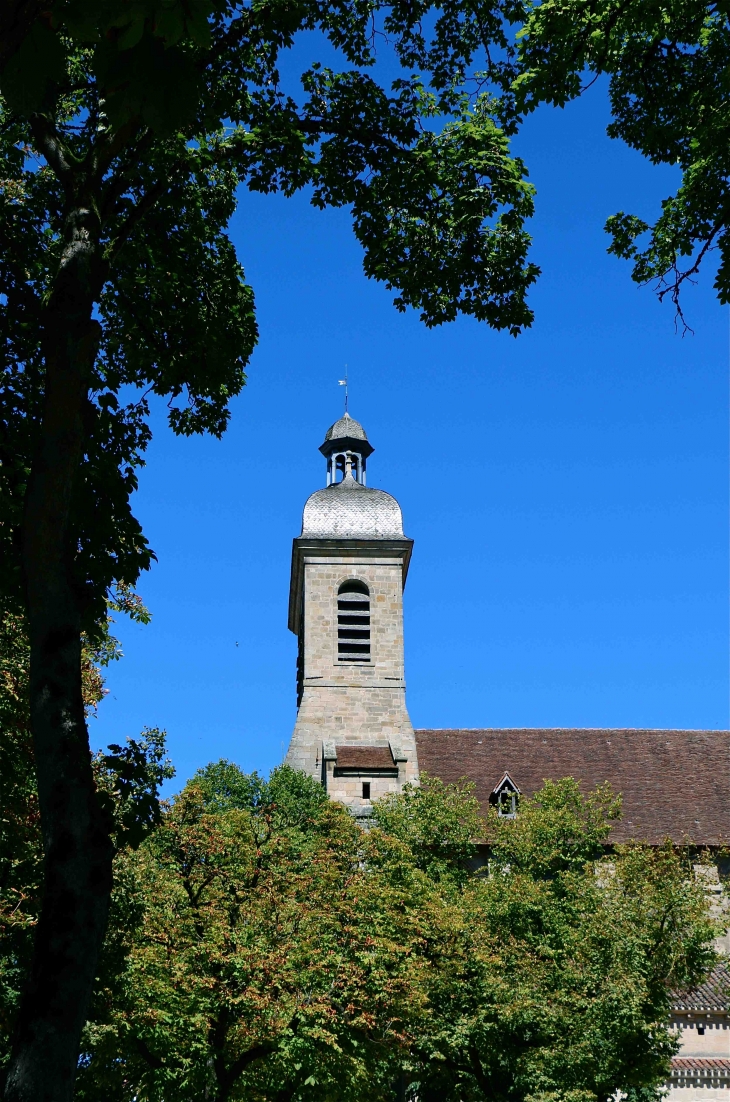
[490,772,520,819]
[337,580,370,662]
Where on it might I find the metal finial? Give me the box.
[338,366,348,414]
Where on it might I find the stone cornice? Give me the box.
[288,536,413,635]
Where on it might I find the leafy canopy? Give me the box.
[78,764,436,1102]
[3,0,723,635]
[0,0,539,626]
[401,776,719,1102]
[504,0,730,319]
[74,768,718,1102]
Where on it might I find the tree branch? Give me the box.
[134,1035,164,1069]
[29,114,75,189]
[655,214,725,332]
[217,1042,274,1101]
[297,116,408,157]
[91,115,145,182]
[105,180,170,265]
[99,128,156,219]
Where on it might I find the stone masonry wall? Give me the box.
[284,554,419,787]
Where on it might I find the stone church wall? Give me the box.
[285,556,419,785]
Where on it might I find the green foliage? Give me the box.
[373,773,483,884]
[409,781,719,1102]
[2,2,218,127]
[0,604,41,1068]
[191,758,271,813]
[75,766,718,1102]
[488,777,621,879]
[78,764,432,1102]
[1,4,723,638]
[506,0,730,317]
[191,760,329,827]
[0,0,541,633]
[95,729,175,850]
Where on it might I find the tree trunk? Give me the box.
[3,203,114,1102]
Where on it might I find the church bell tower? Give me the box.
[284,413,419,816]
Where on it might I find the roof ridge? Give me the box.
[414,727,729,733]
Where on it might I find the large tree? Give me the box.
[0,598,172,1083]
[72,769,717,1102]
[374,776,718,1102]
[0,2,539,1098]
[76,764,436,1102]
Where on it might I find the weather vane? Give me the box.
[338,366,349,414]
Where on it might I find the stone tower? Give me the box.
[284,413,419,816]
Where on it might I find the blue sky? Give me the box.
[92,78,729,789]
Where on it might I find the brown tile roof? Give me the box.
[415,729,730,844]
[671,1058,730,1073]
[334,745,396,772]
[672,964,730,1012]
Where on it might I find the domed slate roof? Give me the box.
[301,474,404,539]
[323,413,368,444]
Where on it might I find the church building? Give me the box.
[283,413,730,1101]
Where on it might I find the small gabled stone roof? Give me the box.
[414,728,730,844]
[334,745,398,773]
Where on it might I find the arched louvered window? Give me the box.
[337,580,370,662]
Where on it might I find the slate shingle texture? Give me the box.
[414,728,730,844]
[301,476,405,539]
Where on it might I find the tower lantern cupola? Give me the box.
[320,413,374,486]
